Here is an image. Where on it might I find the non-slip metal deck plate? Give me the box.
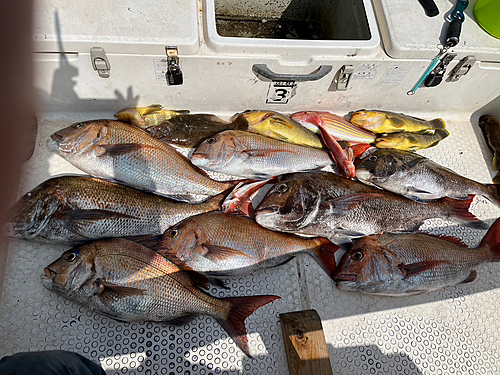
[1,115,500,374]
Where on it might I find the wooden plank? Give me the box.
[279,309,334,375]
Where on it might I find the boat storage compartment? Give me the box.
[1,0,500,374]
[204,0,381,57]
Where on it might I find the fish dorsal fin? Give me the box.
[95,143,149,157]
[97,281,146,296]
[398,260,451,279]
[62,209,137,222]
[202,245,253,262]
[424,234,469,247]
[460,270,477,284]
[329,193,385,213]
[141,104,163,115]
[242,149,297,158]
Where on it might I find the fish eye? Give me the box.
[368,155,377,161]
[73,122,84,129]
[276,183,289,193]
[27,192,32,198]
[168,229,179,238]
[206,137,216,144]
[352,251,364,260]
[64,251,78,262]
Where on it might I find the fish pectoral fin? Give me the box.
[95,143,151,157]
[406,195,429,204]
[401,158,426,171]
[268,130,290,142]
[97,281,146,297]
[202,245,253,262]
[155,251,211,290]
[406,187,437,200]
[460,270,477,284]
[242,149,296,158]
[329,193,385,212]
[62,209,137,222]
[398,260,451,279]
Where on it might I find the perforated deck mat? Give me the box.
[1,115,499,374]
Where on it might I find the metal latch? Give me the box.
[424,52,457,87]
[448,55,476,82]
[336,65,354,91]
[90,47,110,78]
[165,46,183,85]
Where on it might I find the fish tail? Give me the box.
[218,295,280,357]
[493,153,500,171]
[485,184,500,207]
[442,196,488,229]
[312,238,339,278]
[435,129,450,140]
[426,118,446,130]
[205,191,231,211]
[479,218,500,261]
[493,172,500,185]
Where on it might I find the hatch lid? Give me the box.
[33,0,199,55]
[373,0,500,61]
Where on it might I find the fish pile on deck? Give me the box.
[7,105,500,356]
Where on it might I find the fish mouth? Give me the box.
[333,273,357,282]
[190,152,206,159]
[50,132,63,141]
[255,206,279,215]
[44,267,57,279]
[354,168,370,178]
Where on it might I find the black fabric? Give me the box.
[0,350,106,375]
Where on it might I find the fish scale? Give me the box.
[47,120,233,202]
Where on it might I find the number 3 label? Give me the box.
[266,81,297,104]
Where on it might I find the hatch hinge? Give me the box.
[165,46,183,85]
[90,47,111,78]
[447,55,476,82]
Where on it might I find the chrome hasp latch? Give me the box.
[165,46,183,85]
[448,55,476,82]
[336,65,354,91]
[90,47,110,78]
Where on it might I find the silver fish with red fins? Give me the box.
[7,176,225,244]
[190,130,336,179]
[149,211,338,278]
[46,120,235,202]
[355,148,500,206]
[254,171,486,245]
[42,238,280,357]
[334,217,500,296]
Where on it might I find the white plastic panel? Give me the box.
[1,113,500,374]
[373,0,500,61]
[33,0,199,55]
